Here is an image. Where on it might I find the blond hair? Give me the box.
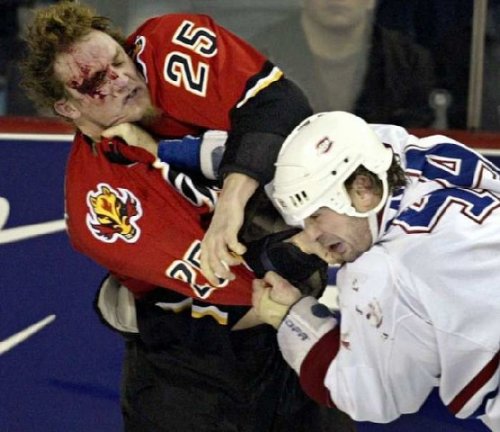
[21,1,125,113]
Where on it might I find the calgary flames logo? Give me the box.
[86,183,142,243]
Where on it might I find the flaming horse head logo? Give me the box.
[86,184,142,243]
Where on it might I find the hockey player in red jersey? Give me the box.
[45,10,311,300]
[21,2,355,431]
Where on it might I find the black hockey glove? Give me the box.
[243,228,328,297]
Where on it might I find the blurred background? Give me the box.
[0,1,498,431]
[1,0,500,132]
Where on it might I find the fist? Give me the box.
[252,271,302,329]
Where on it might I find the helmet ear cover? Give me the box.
[270,111,392,225]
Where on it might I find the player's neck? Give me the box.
[74,119,105,143]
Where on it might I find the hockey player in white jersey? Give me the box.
[252,111,500,430]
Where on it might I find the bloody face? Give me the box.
[53,30,152,135]
[69,67,114,99]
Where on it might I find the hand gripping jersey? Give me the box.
[66,135,254,305]
[65,14,311,307]
[277,125,500,430]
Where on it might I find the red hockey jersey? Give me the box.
[65,14,307,306]
[126,13,283,138]
[65,135,255,305]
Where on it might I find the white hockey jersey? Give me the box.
[277,125,500,430]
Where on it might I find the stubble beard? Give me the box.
[140,104,162,126]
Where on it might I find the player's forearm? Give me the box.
[277,297,340,405]
[219,172,259,206]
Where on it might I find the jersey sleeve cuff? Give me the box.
[200,130,227,180]
[277,296,338,374]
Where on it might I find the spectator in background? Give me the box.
[251,0,436,128]
[375,0,471,130]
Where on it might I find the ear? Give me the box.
[349,174,381,213]
[54,99,80,120]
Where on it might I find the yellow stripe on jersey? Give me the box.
[191,304,229,325]
[236,66,283,109]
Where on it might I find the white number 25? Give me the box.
[164,20,217,97]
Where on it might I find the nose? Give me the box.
[107,68,129,93]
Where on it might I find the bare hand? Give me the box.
[102,123,157,156]
[200,173,258,286]
[252,271,302,328]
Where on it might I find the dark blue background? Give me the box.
[0,136,123,431]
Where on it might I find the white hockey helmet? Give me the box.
[270,111,393,226]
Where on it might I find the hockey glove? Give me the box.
[243,228,328,296]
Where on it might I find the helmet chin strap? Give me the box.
[368,212,379,245]
[367,175,388,244]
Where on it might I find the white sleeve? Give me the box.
[277,297,338,374]
[277,296,341,407]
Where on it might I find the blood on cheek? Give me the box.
[69,64,119,99]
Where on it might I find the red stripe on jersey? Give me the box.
[299,327,340,407]
[448,351,499,414]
